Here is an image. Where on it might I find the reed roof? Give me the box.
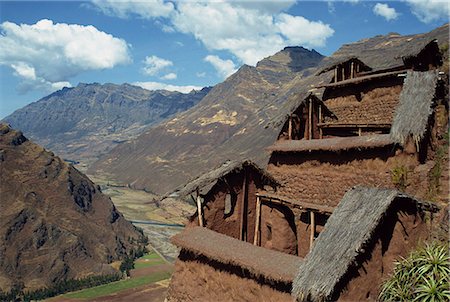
[292,186,439,302]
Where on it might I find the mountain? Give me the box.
[89,47,325,194]
[3,83,211,169]
[0,124,146,293]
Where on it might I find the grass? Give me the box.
[134,260,166,269]
[141,252,161,260]
[64,272,171,299]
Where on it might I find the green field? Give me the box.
[64,272,171,299]
[58,251,172,300]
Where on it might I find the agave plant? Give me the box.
[379,241,450,302]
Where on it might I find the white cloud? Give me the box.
[0,19,130,93]
[91,0,174,19]
[133,81,202,93]
[160,72,177,80]
[91,0,335,66]
[405,0,450,23]
[373,3,399,21]
[196,71,206,78]
[204,55,237,79]
[141,55,173,76]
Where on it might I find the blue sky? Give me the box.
[0,0,448,118]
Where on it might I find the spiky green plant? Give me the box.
[379,241,450,302]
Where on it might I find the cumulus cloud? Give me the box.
[133,81,202,93]
[204,55,237,79]
[373,3,399,21]
[141,55,173,76]
[160,72,177,80]
[0,19,130,93]
[91,0,174,19]
[405,0,450,23]
[91,0,334,66]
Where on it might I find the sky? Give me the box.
[0,0,449,118]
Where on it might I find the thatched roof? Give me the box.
[168,160,278,198]
[292,186,439,302]
[267,134,394,153]
[172,226,303,283]
[390,70,439,145]
[317,56,372,75]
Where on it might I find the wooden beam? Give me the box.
[318,105,323,139]
[253,196,261,246]
[288,114,292,140]
[196,194,204,227]
[358,127,362,136]
[309,211,315,251]
[239,172,247,241]
[341,66,345,81]
[350,61,354,79]
[308,98,312,140]
[334,67,337,82]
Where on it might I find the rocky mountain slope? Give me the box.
[90,25,449,195]
[3,83,211,168]
[0,124,146,293]
[89,47,325,194]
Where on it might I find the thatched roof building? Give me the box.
[267,134,394,153]
[169,159,278,199]
[390,70,440,146]
[292,186,439,302]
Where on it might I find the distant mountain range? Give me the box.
[89,46,325,194]
[0,124,146,293]
[3,83,211,168]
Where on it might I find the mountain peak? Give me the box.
[256,46,324,73]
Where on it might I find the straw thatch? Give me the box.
[317,57,372,75]
[390,70,439,146]
[292,186,439,302]
[172,226,303,283]
[168,160,278,198]
[267,134,394,153]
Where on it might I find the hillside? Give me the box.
[3,83,211,169]
[89,47,325,194]
[0,124,146,293]
[90,25,449,195]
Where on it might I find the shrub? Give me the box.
[379,241,450,302]
[391,165,408,191]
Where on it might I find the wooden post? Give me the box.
[308,98,313,140]
[334,67,338,82]
[239,172,247,241]
[350,61,354,79]
[196,194,204,227]
[358,127,362,136]
[253,196,261,246]
[288,114,292,140]
[342,66,345,81]
[318,104,323,139]
[309,211,315,251]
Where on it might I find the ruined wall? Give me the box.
[189,168,265,244]
[268,147,420,207]
[336,202,431,301]
[296,211,329,258]
[166,251,293,302]
[260,203,297,255]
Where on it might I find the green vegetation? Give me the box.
[134,259,166,269]
[426,131,449,201]
[64,272,171,299]
[0,274,121,302]
[391,165,408,191]
[379,241,450,302]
